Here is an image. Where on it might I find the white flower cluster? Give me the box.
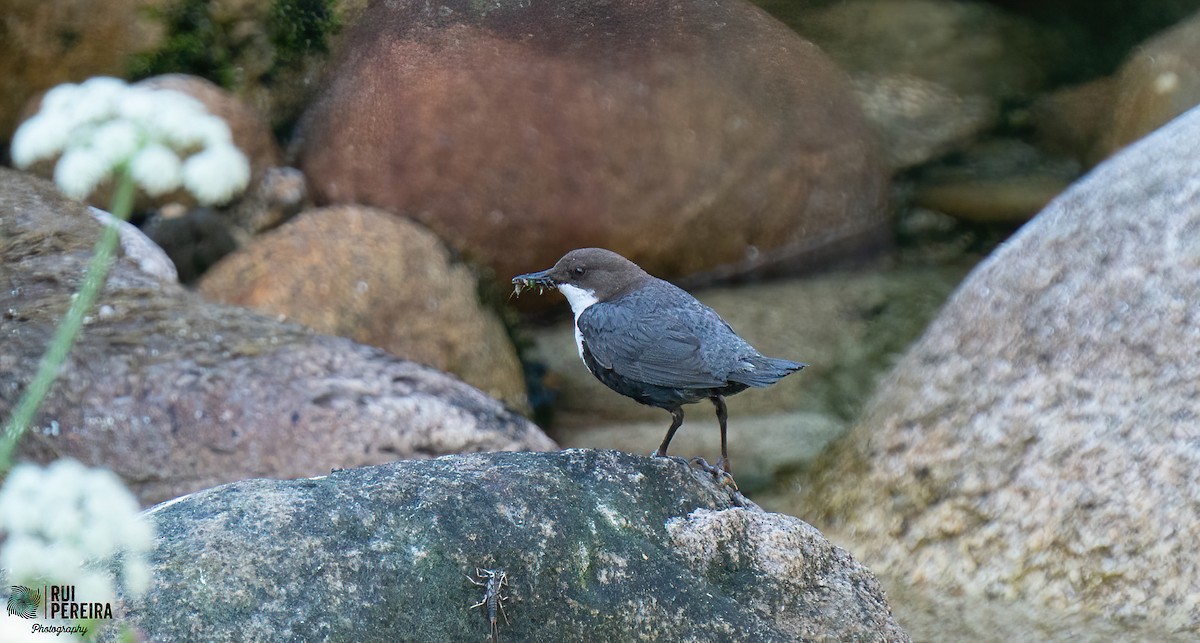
[10,76,251,205]
[0,459,155,602]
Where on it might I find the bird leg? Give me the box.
[652,407,689,465]
[683,396,738,489]
[711,395,730,474]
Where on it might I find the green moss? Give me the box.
[128,0,238,87]
[268,0,340,67]
[127,0,340,89]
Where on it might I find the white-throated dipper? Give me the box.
[513,248,805,477]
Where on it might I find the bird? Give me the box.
[513,248,805,478]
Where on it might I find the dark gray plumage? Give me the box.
[514,248,805,475]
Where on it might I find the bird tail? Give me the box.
[732,356,806,388]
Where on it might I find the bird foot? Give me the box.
[650,451,693,468]
[689,457,739,491]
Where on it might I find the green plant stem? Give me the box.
[0,170,137,471]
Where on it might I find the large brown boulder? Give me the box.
[0,169,555,505]
[786,105,1200,638]
[197,206,528,408]
[295,0,886,290]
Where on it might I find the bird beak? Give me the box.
[511,267,558,296]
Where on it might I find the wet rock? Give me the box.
[911,139,1081,224]
[197,206,528,408]
[116,450,909,641]
[296,0,886,292]
[0,168,554,505]
[788,105,1200,637]
[1028,77,1118,165]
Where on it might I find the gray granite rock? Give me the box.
[788,105,1200,638]
[0,168,554,506]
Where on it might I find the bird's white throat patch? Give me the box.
[558,283,598,363]
[558,283,599,317]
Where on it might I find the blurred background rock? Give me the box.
[5,0,1200,639]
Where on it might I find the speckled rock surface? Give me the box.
[115,450,909,642]
[197,206,527,408]
[0,168,554,505]
[787,105,1200,637]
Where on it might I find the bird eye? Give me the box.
[573,266,585,275]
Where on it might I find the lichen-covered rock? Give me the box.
[788,105,1200,637]
[0,168,553,505]
[116,450,909,642]
[197,206,528,408]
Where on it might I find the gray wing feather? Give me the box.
[577,284,753,389]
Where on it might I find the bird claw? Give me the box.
[652,452,738,490]
[689,457,739,491]
[650,451,693,468]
